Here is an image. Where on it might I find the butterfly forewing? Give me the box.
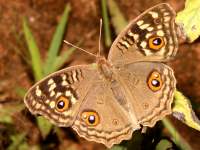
[108,3,178,66]
[24,64,99,127]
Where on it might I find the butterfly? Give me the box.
[24,3,178,148]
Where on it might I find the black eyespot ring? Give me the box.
[81,111,100,126]
[55,96,70,112]
[147,71,162,92]
[148,36,165,50]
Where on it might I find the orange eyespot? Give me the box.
[81,111,100,126]
[148,36,165,50]
[56,96,70,112]
[147,71,162,92]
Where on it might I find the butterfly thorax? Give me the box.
[97,57,114,81]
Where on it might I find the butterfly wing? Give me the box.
[72,80,140,148]
[108,3,178,66]
[24,64,99,127]
[117,62,176,127]
[24,63,140,148]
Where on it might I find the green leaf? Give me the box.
[15,86,27,98]
[172,90,200,131]
[36,116,53,139]
[176,0,200,42]
[0,103,25,124]
[23,18,43,81]
[7,133,26,150]
[44,4,71,75]
[101,0,112,47]
[107,0,128,35]
[155,139,172,150]
[51,46,76,72]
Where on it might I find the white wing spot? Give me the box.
[56,92,62,98]
[145,33,152,39]
[120,40,130,48]
[62,74,67,80]
[35,103,41,109]
[157,30,164,36]
[164,16,170,22]
[148,11,158,18]
[140,41,147,48]
[62,81,68,86]
[51,114,59,120]
[133,34,139,41]
[36,86,42,97]
[147,27,154,31]
[164,12,170,16]
[48,79,54,85]
[50,91,55,97]
[49,101,55,108]
[63,110,72,116]
[127,30,134,37]
[32,100,36,106]
[164,23,169,28]
[65,90,72,96]
[136,20,144,26]
[157,25,162,29]
[139,24,150,30]
[72,70,77,82]
[169,38,173,44]
[143,48,152,55]
[41,106,45,110]
[49,83,56,91]
[71,96,77,104]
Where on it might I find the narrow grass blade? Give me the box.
[15,86,27,98]
[155,139,173,150]
[7,133,26,150]
[51,47,76,72]
[37,116,53,139]
[23,18,43,81]
[44,4,71,75]
[0,104,25,124]
[101,0,112,47]
[162,118,192,150]
[107,0,128,35]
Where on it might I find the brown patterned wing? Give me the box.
[108,3,178,66]
[72,80,140,148]
[24,64,98,127]
[118,62,176,127]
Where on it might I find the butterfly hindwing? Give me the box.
[108,3,178,66]
[72,81,140,148]
[118,62,176,127]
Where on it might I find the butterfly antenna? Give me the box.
[63,40,97,57]
[98,18,103,57]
